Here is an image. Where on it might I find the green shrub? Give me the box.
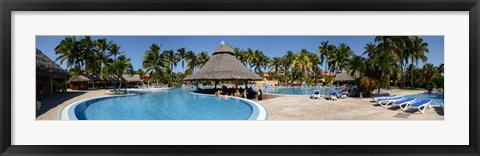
[357,77,381,97]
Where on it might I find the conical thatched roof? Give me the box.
[184,41,262,81]
[334,71,357,81]
[36,49,68,75]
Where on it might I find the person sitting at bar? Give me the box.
[234,89,241,97]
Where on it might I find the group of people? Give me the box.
[215,84,261,100]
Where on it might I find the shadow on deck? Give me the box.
[36,91,87,117]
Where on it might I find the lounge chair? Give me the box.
[373,95,397,102]
[392,98,416,110]
[326,91,338,100]
[374,95,399,102]
[377,96,404,107]
[440,99,444,109]
[339,92,348,99]
[310,90,321,99]
[406,99,432,114]
[36,101,41,110]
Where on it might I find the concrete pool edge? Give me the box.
[59,90,268,120]
[58,93,136,120]
[189,92,269,120]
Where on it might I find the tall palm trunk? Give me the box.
[170,64,173,86]
[290,67,294,84]
[411,63,414,89]
[118,81,122,93]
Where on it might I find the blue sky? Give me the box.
[36,36,444,72]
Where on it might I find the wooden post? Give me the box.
[244,80,248,89]
[50,75,53,94]
[195,79,199,92]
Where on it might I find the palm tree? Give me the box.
[318,41,333,73]
[423,63,437,85]
[137,68,146,82]
[329,43,352,74]
[400,36,413,88]
[197,51,210,68]
[269,57,283,73]
[293,49,313,82]
[176,48,187,69]
[437,63,444,74]
[108,43,122,61]
[245,48,255,70]
[282,51,295,84]
[142,44,166,86]
[251,50,269,74]
[233,47,248,66]
[348,55,366,79]
[375,36,408,88]
[69,65,83,76]
[102,55,133,93]
[163,49,179,85]
[363,43,379,58]
[79,36,95,75]
[55,36,81,70]
[408,36,429,88]
[375,52,398,94]
[185,50,197,75]
[94,38,112,73]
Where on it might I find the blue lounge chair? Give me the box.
[326,91,338,100]
[373,95,397,102]
[377,96,404,107]
[392,98,416,110]
[406,99,432,114]
[310,90,321,99]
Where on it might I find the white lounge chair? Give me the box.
[377,97,404,107]
[392,98,416,110]
[406,99,432,114]
[326,92,338,100]
[310,90,321,99]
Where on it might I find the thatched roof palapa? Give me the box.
[184,41,262,81]
[68,75,93,82]
[123,74,141,82]
[68,74,140,83]
[36,49,68,75]
[334,71,357,81]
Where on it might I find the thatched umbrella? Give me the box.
[184,41,262,91]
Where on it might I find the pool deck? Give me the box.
[37,88,444,120]
[254,89,444,120]
[36,89,112,120]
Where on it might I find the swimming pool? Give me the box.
[402,93,444,106]
[261,87,340,96]
[60,88,267,120]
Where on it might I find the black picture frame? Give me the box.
[1,0,479,155]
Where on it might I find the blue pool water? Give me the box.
[402,93,444,106]
[73,88,254,120]
[262,87,340,96]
